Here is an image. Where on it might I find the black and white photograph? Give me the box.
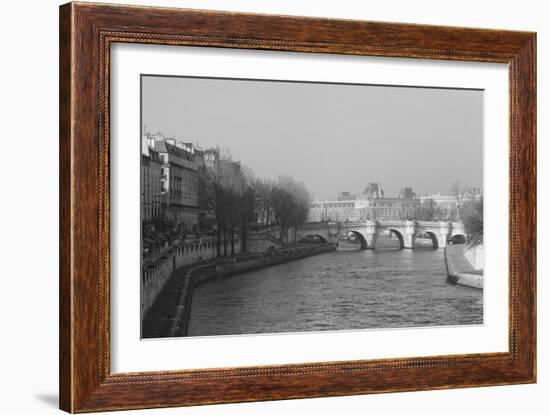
[140,75,484,339]
[3,0,545,413]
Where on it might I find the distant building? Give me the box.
[220,159,242,176]
[363,197,419,220]
[399,187,416,199]
[309,183,419,222]
[336,191,357,201]
[363,182,384,198]
[203,148,219,170]
[308,200,358,222]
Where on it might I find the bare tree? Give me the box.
[199,147,243,257]
[254,179,275,226]
[237,165,256,253]
[462,197,483,245]
[272,176,311,243]
[419,198,435,221]
[450,181,467,221]
[199,148,312,253]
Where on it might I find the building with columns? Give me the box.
[309,183,420,222]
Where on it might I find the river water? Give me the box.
[187,236,483,337]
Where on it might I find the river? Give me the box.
[186,236,483,337]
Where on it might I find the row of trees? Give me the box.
[462,197,483,245]
[256,176,310,236]
[418,182,483,244]
[417,199,460,222]
[200,149,311,257]
[417,182,481,222]
[419,197,483,242]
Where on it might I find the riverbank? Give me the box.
[444,245,483,290]
[141,235,241,318]
[142,243,336,338]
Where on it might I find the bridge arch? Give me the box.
[388,229,405,249]
[415,231,439,249]
[298,234,329,244]
[449,234,466,245]
[346,230,368,250]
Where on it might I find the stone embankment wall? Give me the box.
[144,243,335,338]
[247,234,284,252]
[444,244,483,290]
[141,236,240,316]
[464,244,484,270]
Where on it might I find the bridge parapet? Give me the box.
[295,219,466,250]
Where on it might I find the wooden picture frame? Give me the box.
[59,2,536,412]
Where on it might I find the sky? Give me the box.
[142,75,483,200]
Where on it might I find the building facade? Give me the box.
[309,183,420,222]
[309,197,421,222]
[309,184,483,223]
[141,136,162,222]
[146,134,201,232]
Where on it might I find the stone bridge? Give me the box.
[293,220,466,250]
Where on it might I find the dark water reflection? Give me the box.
[187,236,483,337]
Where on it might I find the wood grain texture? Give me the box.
[59,3,73,411]
[59,2,537,413]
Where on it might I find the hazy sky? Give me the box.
[142,76,483,200]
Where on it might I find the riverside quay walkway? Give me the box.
[141,243,335,338]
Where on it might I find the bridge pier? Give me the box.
[435,221,452,248]
[363,232,378,250]
[403,234,416,249]
[362,220,379,249]
[403,220,417,249]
